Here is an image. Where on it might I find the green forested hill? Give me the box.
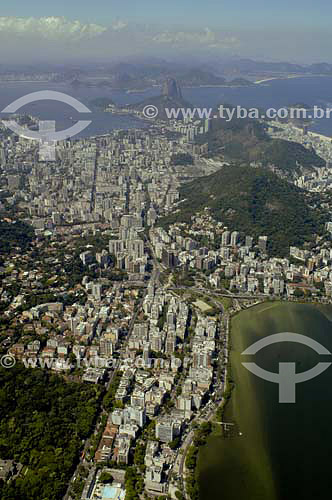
[0,365,101,500]
[198,112,325,174]
[159,165,326,256]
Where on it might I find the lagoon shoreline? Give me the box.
[197,300,332,500]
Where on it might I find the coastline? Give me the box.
[255,75,306,84]
[197,300,278,500]
[306,129,332,141]
[254,73,331,84]
[182,84,254,89]
[290,123,332,141]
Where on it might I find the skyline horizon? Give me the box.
[0,45,332,69]
[0,5,330,64]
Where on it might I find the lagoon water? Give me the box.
[1,76,332,138]
[198,302,332,500]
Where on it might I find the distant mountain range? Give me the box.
[159,165,327,256]
[3,58,332,89]
[217,59,332,76]
[69,66,253,90]
[64,59,332,90]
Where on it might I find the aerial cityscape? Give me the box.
[1,2,332,500]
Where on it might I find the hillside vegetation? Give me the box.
[159,165,326,256]
[198,111,325,175]
[0,365,101,500]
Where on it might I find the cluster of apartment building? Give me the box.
[150,212,332,299]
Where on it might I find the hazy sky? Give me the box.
[0,1,331,64]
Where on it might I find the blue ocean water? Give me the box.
[1,76,332,138]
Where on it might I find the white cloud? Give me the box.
[0,17,238,51]
[153,28,240,49]
[0,16,107,41]
[0,17,241,62]
[111,20,128,31]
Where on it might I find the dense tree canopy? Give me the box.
[0,364,101,500]
[0,220,34,255]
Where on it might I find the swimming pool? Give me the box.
[101,484,125,500]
